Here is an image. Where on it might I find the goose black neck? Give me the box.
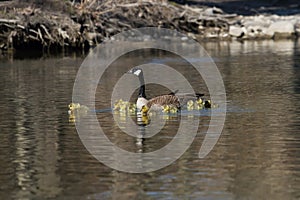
[138,73,146,98]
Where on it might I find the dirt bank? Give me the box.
[0,0,299,53]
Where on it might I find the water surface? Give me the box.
[0,40,299,199]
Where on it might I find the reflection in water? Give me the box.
[0,56,81,199]
[0,40,299,199]
[204,40,300,199]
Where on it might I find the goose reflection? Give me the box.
[135,111,151,147]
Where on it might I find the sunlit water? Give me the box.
[0,40,299,199]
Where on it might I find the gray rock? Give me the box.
[243,16,270,28]
[245,25,272,38]
[229,26,245,37]
[266,21,295,37]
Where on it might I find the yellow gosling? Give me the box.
[141,105,149,116]
[113,102,120,111]
[68,103,89,115]
[69,103,81,111]
[187,100,194,111]
[113,99,137,114]
[196,98,203,105]
[127,106,136,115]
[169,106,178,114]
[194,103,203,110]
[162,105,170,113]
[113,99,123,110]
[119,103,127,113]
[122,101,129,108]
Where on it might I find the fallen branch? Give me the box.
[0,19,19,24]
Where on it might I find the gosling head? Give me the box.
[68,103,80,111]
[196,98,203,105]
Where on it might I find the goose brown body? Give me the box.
[146,94,180,109]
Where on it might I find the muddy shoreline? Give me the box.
[0,0,299,53]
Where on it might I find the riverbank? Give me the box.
[0,0,300,53]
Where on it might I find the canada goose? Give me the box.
[127,68,204,113]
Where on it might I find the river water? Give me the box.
[0,40,299,199]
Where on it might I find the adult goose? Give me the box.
[127,68,204,112]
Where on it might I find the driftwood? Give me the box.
[0,0,231,52]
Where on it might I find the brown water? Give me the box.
[0,40,299,199]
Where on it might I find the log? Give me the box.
[0,19,19,24]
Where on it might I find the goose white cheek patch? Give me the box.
[133,69,141,76]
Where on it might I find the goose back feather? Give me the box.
[146,94,180,109]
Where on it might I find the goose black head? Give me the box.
[127,68,143,77]
[127,68,146,98]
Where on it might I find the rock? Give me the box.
[245,25,272,39]
[266,21,295,38]
[243,15,270,28]
[229,26,245,37]
[204,7,224,16]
